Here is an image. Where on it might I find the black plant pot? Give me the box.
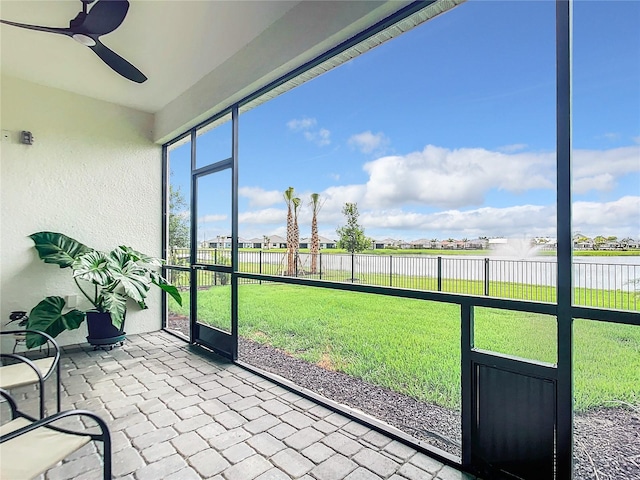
[86,311,126,350]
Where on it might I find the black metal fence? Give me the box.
[168,248,639,311]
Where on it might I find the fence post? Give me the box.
[295,253,299,277]
[214,248,218,286]
[351,253,355,283]
[484,258,490,296]
[259,250,262,285]
[319,253,323,280]
[437,256,442,291]
[389,255,393,287]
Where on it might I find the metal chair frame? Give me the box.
[0,329,61,418]
[0,389,112,480]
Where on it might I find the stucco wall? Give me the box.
[0,75,162,348]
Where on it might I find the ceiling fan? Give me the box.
[0,0,147,83]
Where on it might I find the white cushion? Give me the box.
[0,417,91,479]
[0,358,55,389]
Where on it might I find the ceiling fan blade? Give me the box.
[82,0,129,35]
[89,39,147,83]
[0,19,71,36]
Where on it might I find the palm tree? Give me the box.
[263,235,270,250]
[292,197,301,274]
[309,193,322,274]
[283,187,296,275]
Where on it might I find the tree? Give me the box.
[574,234,590,245]
[169,184,189,249]
[593,235,606,250]
[292,197,301,267]
[336,203,371,253]
[283,187,296,275]
[309,193,323,274]
[263,235,271,250]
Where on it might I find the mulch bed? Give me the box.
[167,316,640,479]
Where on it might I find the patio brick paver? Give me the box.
[1,331,477,480]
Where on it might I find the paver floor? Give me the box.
[3,331,475,480]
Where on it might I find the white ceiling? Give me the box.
[0,1,300,113]
[1,1,421,141]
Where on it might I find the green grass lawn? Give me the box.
[170,283,640,412]
[233,266,638,310]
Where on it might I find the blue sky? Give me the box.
[171,0,639,243]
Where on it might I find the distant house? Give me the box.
[269,235,287,249]
[440,240,461,250]
[247,237,264,249]
[602,241,620,251]
[237,237,253,248]
[573,239,593,250]
[207,235,232,248]
[466,238,488,249]
[374,238,399,249]
[410,238,430,249]
[371,238,399,249]
[317,236,337,249]
[207,236,255,248]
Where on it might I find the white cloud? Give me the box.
[354,144,640,209]
[239,208,285,225]
[358,204,556,239]
[287,117,316,131]
[320,184,367,216]
[498,143,528,153]
[199,214,227,223]
[236,144,639,239]
[571,145,640,195]
[287,117,330,146]
[357,196,639,239]
[573,196,640,236]
[348,131,390,154]
[237,195,639,240]
[362,145,555,209]
[239,186,282,207]
[304,128,331,146]
[573,174,615,194]
[598,132,622,142]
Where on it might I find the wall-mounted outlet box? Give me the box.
[20,131,34,145]
[65,294,78,308]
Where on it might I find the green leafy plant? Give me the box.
[336,202,371,254]
[26,231,182,348]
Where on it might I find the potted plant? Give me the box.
[24,231,182,349]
